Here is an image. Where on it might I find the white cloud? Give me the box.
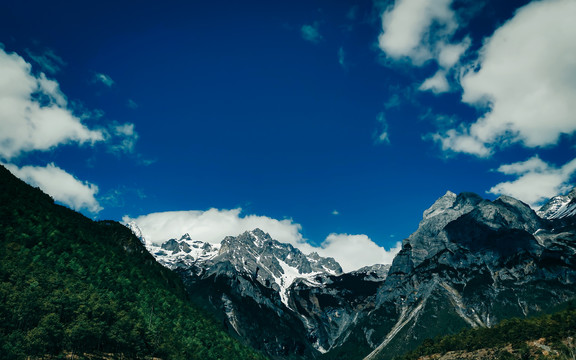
[4,163,102,213]
[124,208,400,272]
[301,23,323,44]
[110,122,139,154]
[315,234,401,272]
[93,73,114,87]
[432,127,492,157]
[0,48,104,160]
[123,208,304,246]
[437,38,470,69]
[488,156,576,207]
[419,70,450,94]
[331,210,339,216]
[438,0,576,155]
[378,0,462,66]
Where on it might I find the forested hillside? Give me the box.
[398,302,576,360]
[0,165,267,360]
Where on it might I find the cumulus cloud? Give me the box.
[315,234,401,272]
[378,0,468,69]
[488,156,576,208]
[124,209,400,272]
[93,72,114,87]
[4,163,102,213]
[301,22,323,44]
[436,0,576,155]
[0,48,104,160]
[123,208,304,246]
[419,70,450,94]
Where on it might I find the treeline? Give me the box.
[398,303,576,359]
[0,165,267,360]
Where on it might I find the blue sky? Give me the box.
[1,0,575,271]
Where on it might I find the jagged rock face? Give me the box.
[211,229,342,305]
[538,188,576,219]
[130,227,385,359]
[333,192,576,360]
[406,191,483,266]
[127,189,576,360]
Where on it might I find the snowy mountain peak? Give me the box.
[139,228,344,308]
[145,235,220,270]
[537,187,576,219]
[125,221,146,244]
[214,230,343,306]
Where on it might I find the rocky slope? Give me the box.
[328,191,576,360]
[538,188,576,219]
[128,188,576,360]
[125,226,390,359]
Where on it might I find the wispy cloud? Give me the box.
[25,48,66,74]
[374,112,390,145]
[93,72,115,87]
[108,122,139,154]
[301,22,323,44]
[127,99,138,109]
[337,47,346,69]
[346,5,359,21]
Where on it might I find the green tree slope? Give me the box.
[398,302,576,360]
[0,165,267,360]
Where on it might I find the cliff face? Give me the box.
[129,189,576,360]
[340,192,576,360]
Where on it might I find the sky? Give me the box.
[1,0,575,272]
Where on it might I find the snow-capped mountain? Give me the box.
[537,188,576,219]
[147,234,220,270]
[126,224,389,358]
[126,188,576,360]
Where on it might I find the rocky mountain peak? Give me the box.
[213,230,343,305]
[125,221,146,244]
[406,191,483,265]
[537,187,576,219]
[422,190,457,220]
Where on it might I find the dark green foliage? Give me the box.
[397,301,576,360]
[0,165,267,360]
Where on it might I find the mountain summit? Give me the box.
[537,187,576,219]
[128,188,576,360]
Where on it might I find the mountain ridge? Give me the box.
[129,186,576,360]
[0,164,267,360]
